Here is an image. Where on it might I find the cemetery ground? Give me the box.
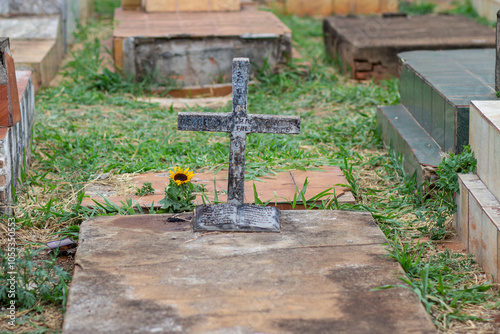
[3,3,500,333]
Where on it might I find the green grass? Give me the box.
[1,2,499,332]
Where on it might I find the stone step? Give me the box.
[112,8,292,87]
[323,14,495,81]
[377,104,442,183]
[469,100,500,202]
[455,173,500,281]
[62,211,436,333]
[399,49,498,154]
[0,15,64,90]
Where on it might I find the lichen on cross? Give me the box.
[177,57,300,231]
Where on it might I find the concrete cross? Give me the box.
[178,58,301,206]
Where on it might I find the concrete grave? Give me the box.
[113,7,292,87]
[267,0,398,16]
[0,0,92,90]
[63,210,436,333]
[323,14,495,81]
[454,100,500,282]
[377,49,499,183]
[0,39,36,212]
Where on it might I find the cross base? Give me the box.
[193,204,280,232]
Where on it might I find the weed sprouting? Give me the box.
[0,247,71,310]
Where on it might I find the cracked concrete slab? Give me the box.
[63,210,436,334]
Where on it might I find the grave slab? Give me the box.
[323,14,495,80]
[378,49,499,182]
[113,8,292,86]
[469,100,500,202]
[63,210,436,334]
[270,0,398,16]
[453,100,500,282]
[82,166,356,209]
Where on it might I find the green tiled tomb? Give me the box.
[377,49,499,182]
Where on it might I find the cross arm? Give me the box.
[178,112,233,133]
[248,114,301,134]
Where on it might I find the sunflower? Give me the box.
[169,167,194,186]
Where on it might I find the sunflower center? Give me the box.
[174,173,188,181]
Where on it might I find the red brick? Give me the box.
[6,53,21,125]
[0,175,6,187]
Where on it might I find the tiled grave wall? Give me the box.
[0,72,35,211]
[399,50,497,154]
[114,9,292,87]
[143,0,240,12]
[270,0,398,16]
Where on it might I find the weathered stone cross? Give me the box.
[178,58,300,232]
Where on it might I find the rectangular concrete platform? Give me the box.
[143,0,240,12]
[113,8,292,86]
[469,100,500,202]
[63,210,436,333]
[453,100,500,282]
[323,14,495,80]
[377,49,499,182]
[455,173,500,281]
[377,104,442,183]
